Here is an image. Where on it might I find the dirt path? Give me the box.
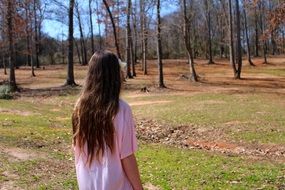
[136,119,285,162]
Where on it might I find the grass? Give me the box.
[0,57,284,189]
[137,144,285,190]
[125,92,285,144]
[0,91,284,189]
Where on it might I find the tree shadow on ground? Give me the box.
[15,85,81,98]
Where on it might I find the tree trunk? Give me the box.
[95,0,103,49]
[243,5,255,66]
[61,31,65,64]
[182,0,198,81]
[235,0,242,79]
[76,4,88,65]
[103,0,122,59]
[126,0,133,78]
[130,36,136,77]
[2,55,7,75]
[65,0,76,86]
[31,46,35,77]
[156,0,165,88]
[7,0,17,90]
[228,0,236,74]
[89,0,95,54]
[25,4,31,67]
[133,0,138,65]
[205,0,214,64]
[282,30,285,53]
[33,0,40,68]
[140,0,147,75]
[259,1,267,64]
[75,41,82,65]
[254,8,259,57]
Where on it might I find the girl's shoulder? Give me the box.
[119,99,132,114]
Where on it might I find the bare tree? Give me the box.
[89,0,95,54]
[204,0,214,64]
[182,0,198,81]
[156,0,165,88]
[7,0,17,90]
[254,7,259,57]
[103,0,121,59]
[126,0,133,78]
[243,0,255,66]
[33,0,40,68]
[75,2,88,65]
[228,0,236,75]
[95,0,103,49]
[235,0,242,79]
[259,0,268,64]
[140,0,148,75]
[65,0,76,86]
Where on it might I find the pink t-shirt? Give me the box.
[74,100,138,190]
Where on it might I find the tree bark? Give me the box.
[259,1,267,64]
[75,41,82,65]
[140,0,147,75]
[2,55,7,75]
[243,4,255,66]
[33,0,40,68]
[103,0,122,59]
[228,0,236,73]
[126,0,133,78]
[254,8,259,57]
[65,0,76,86]
[235,0,242,79]
[182,0,198,82]
[76,3,88,65]
[156,0,166,88]
[7,0,17,90]
[25,3,32,67]
[205,0,214,64]
[89,0,95,54]
[95,0,103,49]
[132,0,138,65]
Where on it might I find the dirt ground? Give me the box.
[1,56,284,93]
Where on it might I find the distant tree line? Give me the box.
[0,0,284,90]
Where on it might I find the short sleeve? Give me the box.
[120,106,138,159]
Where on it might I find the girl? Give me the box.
[72,51,143,190]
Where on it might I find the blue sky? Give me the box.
[42,2,178,40]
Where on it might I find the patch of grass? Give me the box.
[245,66,285,77]
[137,144,285,190]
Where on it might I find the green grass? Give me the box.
[245,66,285,77]
[125,92,285,144]
[0,91,284,189]
[137,144,285,190]
[1,143,284,189]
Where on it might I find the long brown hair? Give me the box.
[72,51,121,165]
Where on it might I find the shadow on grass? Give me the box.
[15,85,82,98]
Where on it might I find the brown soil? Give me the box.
[0,109,37,116]
[0,56,284,97]
[144,183,161,190]
[1,147,45,161]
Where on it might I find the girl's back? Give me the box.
[72,51,142,190]
[74,99,137,190]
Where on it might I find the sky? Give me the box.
[42,2,178,40]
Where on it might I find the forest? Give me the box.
[0,0,284,89]
[0,0,285,189]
